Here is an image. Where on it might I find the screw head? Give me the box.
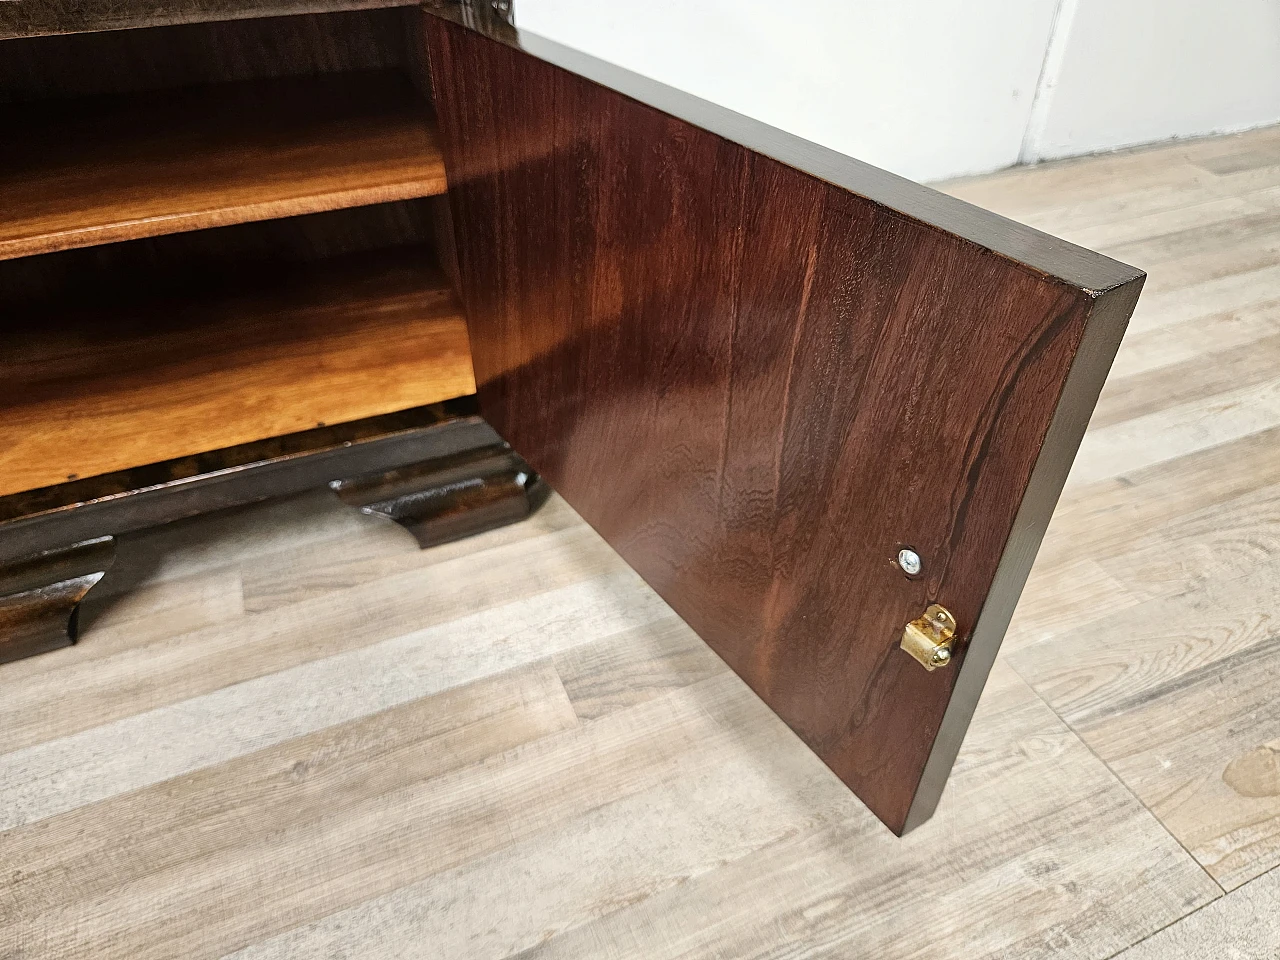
[930,647,951,667]
[897,547,922,576]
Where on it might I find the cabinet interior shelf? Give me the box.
[0,71,448,260]
[0,246,476,497]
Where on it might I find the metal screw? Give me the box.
[897,547,922,576]
[930,647,951,667]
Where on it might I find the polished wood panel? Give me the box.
[0,248,474,497]
[425,13,1144,833]
[0,71,446,260]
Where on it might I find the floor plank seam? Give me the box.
[1096,861,1280,960]
[1004,654,1228,902]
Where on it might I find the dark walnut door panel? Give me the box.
[424,10,1143,834]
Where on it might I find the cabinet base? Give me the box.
[332,444,547,548]
[0,403,547,666]
[0,537,116,665]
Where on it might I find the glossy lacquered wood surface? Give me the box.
[0,248,474,497]
[0,71,446,260]
[426,14,1144,833]
[0,537,114,665]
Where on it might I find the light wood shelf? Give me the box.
[0,72,447,261]
[0,247,476,496]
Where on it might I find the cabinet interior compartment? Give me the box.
[0,9,446,260]
[0,9,475,499]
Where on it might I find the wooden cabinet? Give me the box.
[0,0,1142,834]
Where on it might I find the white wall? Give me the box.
[516,0,1062,183]
[515,0,1280,182]
[1024,0,1280,162]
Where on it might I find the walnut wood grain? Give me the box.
[0,247,475,497]
[425,13,1145,834]
[0,71,446,260]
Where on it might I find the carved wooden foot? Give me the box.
[0,537,116,666]
[331,444,548,549]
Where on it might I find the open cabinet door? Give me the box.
[423,9,1144,835]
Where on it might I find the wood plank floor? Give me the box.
[3,125,1280,958]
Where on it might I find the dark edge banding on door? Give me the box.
[900,271,1145,833]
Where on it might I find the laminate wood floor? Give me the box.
[4,126,1280,958]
